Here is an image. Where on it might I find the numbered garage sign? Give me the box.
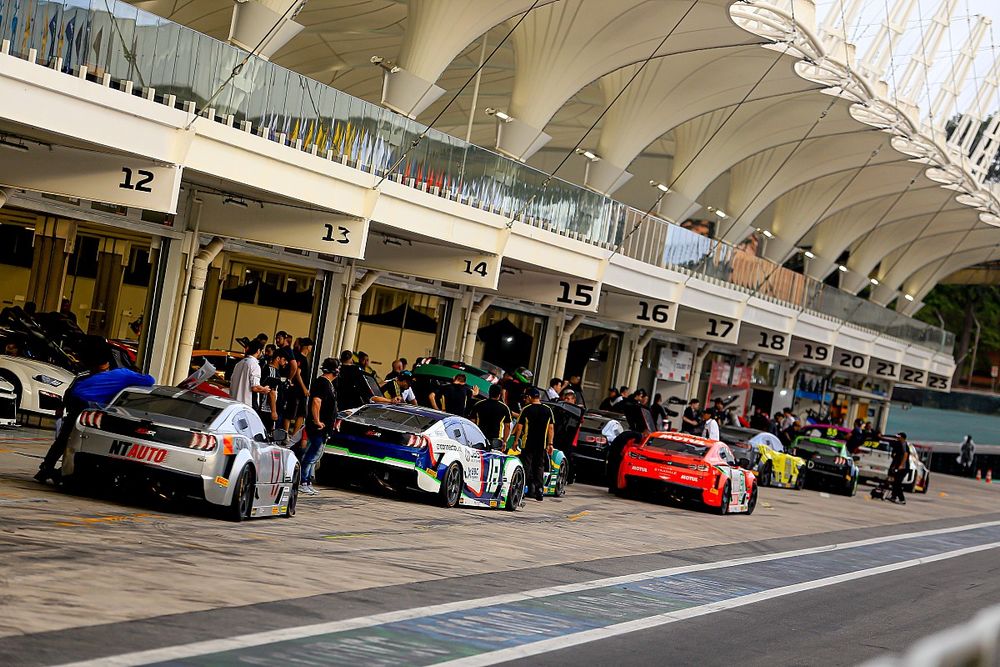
[672,308,741,344]
[788,338,832,367]
[0,145,183,213]
[899,366,929,387]
[927,373,951,392]
[360,239,500,289]
[198,196,368,260]
[498,271,601,313]
[832,348,871,375]
[737,325,790,357]
[599,292,676,331]
[870,359,900,381]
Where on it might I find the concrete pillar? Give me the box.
[172,236,226,384]
[26,217,76,313]
[535,313,557,382]
[687,343,713,401]
[462,294,495,364]
[87,239,129,336]
[140,236,187,380]
[444,288,473,361]
[340,269,383,353]
[628,329,656,389]
[196,264,223,349]
[314,269,347,364]
[553,313,585,379]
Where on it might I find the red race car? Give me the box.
[611,431,757,514]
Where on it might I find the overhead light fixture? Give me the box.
[904,293,914,301]
[370,55,400,73]
[0,136,29,152]
[485,108,513,122]
[649,180,670,193]
[575,148,600,162]
[803,250,815,259]
[838,265,848,272]
[870,278,880,286]
[715,209,728,219]
[223,196,249,208]
[761,229,774,239]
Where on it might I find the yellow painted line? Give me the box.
[0,447,13,453]
[567,510,590,522]
[939,492,949,497]
[53,513,160,527]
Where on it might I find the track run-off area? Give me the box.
[2,428,999,666]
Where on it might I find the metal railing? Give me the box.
[0,0,955,353]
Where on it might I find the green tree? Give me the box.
[917,284,1000,380]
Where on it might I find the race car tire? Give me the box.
[759,463,773,488]
[555,459,569,497]
[284,465,300,518]
[745,485,757,515]
[919,474,930,494]
[795,467,806,490]
[438,462,462,508]
[505,467,525,511]
[843,475,858,497]
[715,481,731,515]
[228,465,255,522]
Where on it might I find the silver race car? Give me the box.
[62,386,299,520]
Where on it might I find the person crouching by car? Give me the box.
[301,358,339,496]
[511,388,554,501]
[36,336,154,483]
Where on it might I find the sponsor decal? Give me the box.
[215,476,229,487]
[708,487,719,495]
[489,500,498,508]
[272,507,279,515]
[366,429,383,438]
[109,441,167,464]
[680,474,698,482]
[631,465,648,473]
[135,427,156,437]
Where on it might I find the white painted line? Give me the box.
[439,540,1000,667]
[58,519,1000,667]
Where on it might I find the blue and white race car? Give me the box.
[325,404,526,510]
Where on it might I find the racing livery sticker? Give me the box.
[109,441,167,464]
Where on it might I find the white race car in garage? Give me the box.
[0,376,16,427]
[0,354,73,418]
[62,386,299,520]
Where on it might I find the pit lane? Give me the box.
[1,427,999,665]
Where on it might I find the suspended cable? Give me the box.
[373,0,544,189]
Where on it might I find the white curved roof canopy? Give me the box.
[127,0,1000,306]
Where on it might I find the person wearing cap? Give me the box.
[511,388,554,501]
[559,387,578,405]
[301,357,340,496]
[36,336,154,483]
[379,371,417,405]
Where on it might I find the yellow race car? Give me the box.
[721,427,806,489]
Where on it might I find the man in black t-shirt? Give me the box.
[681,398,702,434]
[512,388,554,501]
[469,384,512,442]
[301,358,339,496]
[440,374,476,416]
[335,349,375,409]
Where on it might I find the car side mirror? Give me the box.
[271,428,288,443]
[490,438,506,452]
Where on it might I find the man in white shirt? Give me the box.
[701,409,720,441]
[230,341,272,407]
[545,377,563,401]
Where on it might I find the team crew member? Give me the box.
[285,337,314,433]
[230,341,272,408]
[358,351,378,381]
[469,384,513,441]
[545,378,563,401]
[888,433,911,505]
[302,358,339,496]
[384,359,404,381]
[36,336,154,483]
[257,352,288,429]
[378,371,417,405]
[598,388,619,411]
[702,409,720,441]
[512,388,554,501]
[440,374,477,416]
[681,398,702,434]
[559,388,577,405]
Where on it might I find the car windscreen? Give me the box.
[349,406,438,433]
[645,437,709,458]
[112,392,222,426]
[796,440,843,456]
[582,415,614,431]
